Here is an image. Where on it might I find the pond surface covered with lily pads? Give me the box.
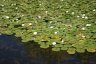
[0,0,96,54]
[0,35,96,64]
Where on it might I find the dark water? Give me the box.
[0,35,96,64]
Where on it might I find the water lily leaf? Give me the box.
[52,48,60,51]
[61,46,68,50]
[67,48,76,54]
[87,48,96,52]
[54,44,63,47]
[40,44,49,48]
[76,48,85,53]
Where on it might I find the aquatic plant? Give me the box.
[0,0,96,54]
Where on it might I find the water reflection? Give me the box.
[0,35,33,64]
[25,41,96,64]
[24,42,81,64]
[0,35,96,64]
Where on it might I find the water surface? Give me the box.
[0,35,96,64]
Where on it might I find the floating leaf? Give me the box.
[67,48,76,54]
[61,46,68,50]
[40,44,49,48]
[52,48,60,51]
[76,48,85,53]
[54,44,63,47]
[87,48,96,52]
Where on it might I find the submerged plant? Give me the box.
[0,0,96,54]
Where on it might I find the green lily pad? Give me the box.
[76,48,85,53]
[40,44,49,48]
[67,48,76,54]
[52,47,60,51]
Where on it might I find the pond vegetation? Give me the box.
[0,0,96,54]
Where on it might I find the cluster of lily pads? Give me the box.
[0,0,96,54]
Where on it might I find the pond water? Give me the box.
[0,35,96,64]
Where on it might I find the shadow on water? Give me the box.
[0,35,96,64]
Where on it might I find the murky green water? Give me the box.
[0,35,96,64]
